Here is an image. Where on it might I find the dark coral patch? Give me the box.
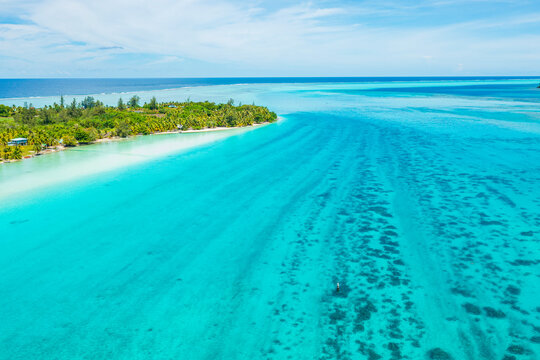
[367,349,382,360]
[505,285,521,296]
[329,308,346,324]
[462,303,481,315]
[450,287,473,298]
[355,299,377,322]
[426,348,453,359]
[483,307,506,318]
[507,344,527,355]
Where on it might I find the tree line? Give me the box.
[0,96,277,160]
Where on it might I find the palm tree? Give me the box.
[0,133,8,146]
[2,146,11,159]
[12,146,23,160]
[33,142,43,155]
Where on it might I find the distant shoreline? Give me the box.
[0,99,278,163]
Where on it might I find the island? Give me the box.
[0,96,277,162]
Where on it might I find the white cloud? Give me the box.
[1,0,540,76]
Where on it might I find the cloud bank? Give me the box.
[1,0,539,77]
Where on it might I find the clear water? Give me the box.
[0,79,539,360]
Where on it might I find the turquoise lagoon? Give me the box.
[0,79,540,359]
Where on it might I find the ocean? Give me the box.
[0,78,539,359]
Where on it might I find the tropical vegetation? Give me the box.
[0,96,277,161]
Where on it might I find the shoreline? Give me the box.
[152,121,269,135]
[1,121,274,164]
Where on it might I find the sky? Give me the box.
[0,0,539,77]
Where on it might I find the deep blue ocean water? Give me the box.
[0,78,539,359]
[1,77,539,99]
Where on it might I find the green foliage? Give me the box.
[0,100,278,157]
[14,107,37,125]
[45,136,59,147]
[0,133,8,146]
[62,135,78,147]
[81,96,97,109]
[33,142,43,154]
[2,146,11,160]
[226,112,238,126]
[128,95,141,108]
[39,107,55,124]
[12,146,22,160]
[0,104,13,117]
[74,127,98,143]
[117,98,125,110]
[146,96,158,110]
[68,98,81,118]
[116,121,132,137]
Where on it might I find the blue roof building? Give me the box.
[8,138,28,146]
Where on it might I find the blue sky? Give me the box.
[1,0,539,77]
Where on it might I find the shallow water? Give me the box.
[0,79,539,359]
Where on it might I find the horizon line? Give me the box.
[1,75,540,80]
